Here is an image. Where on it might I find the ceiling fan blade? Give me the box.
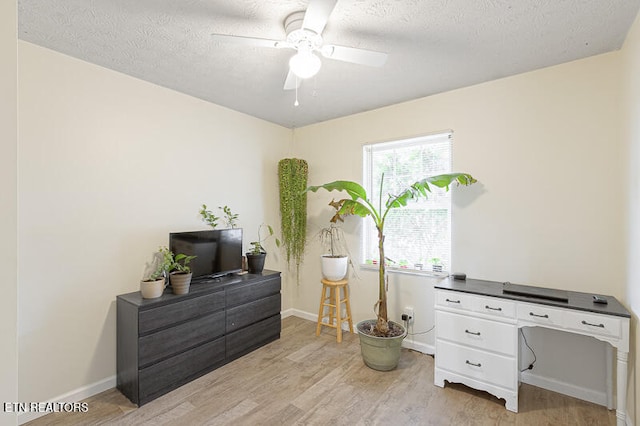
[211,33,292,49]
[302,0,338,35]
[283,69,301,90]
[321,45,388,67]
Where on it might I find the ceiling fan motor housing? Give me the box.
[285,11,323,51]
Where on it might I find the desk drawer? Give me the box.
[473,296,516,319]
[436,340,516,390]
[517,303,564,327]
[565,310,621,339]
[436,290,474,312]
[436,311,517,356]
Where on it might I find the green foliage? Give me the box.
[249,224,281,255]
[159,246,197,274]
[278,158,308,275]
[305,172,477,335]
[199,204,219,229]
[219,205,239,228]
[142,249,172,281]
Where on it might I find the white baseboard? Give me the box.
[18,375,116,425]
[519,370,607,407]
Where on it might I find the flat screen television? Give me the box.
[169,228,243,280]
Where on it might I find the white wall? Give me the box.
[293,51,625,403]
[0,1,18,426]
[622,11,640,425]
[17,41,291,408]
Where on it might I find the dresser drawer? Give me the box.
[436,290,474,312]
[226,276,281,308]
[564,310,621,339]
[226,293,281,333]
[436,311,517,356]
[139,310,225,367]
[226,314,281,360]
[436,340,516,390]
[139,290,225,335]
[138,336,225,405]
[517,303,564,327]
[473,296,516,319]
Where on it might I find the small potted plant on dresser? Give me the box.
[140,249,171,299]
[246,224,280,274]
[160,246,196,295]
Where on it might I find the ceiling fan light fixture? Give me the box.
[289,50,321,79]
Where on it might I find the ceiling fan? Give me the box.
[210,0,388,91]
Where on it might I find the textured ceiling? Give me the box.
[18,0,640,128]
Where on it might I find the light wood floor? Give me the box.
[27,316,615,425]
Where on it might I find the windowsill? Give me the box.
[359,264,449,278]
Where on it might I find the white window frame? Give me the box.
[361,131,453,276]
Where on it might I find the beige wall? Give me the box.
[17,41,290,407]
[622,11,640,426]
[0,1,18,426]
[294,51,625,402]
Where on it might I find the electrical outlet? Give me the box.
[403,307,414,324]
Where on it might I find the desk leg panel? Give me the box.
[434,367,518,413]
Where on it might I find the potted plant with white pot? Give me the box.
[318,201,353,281]
[140,248,171,299]
[306,172,476,370]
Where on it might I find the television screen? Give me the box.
[169,228,243,280]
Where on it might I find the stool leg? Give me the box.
[328,286,335,327]
[344,284,354,333]
[336,285,343,343]
[316,285,327,336]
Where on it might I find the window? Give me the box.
[362,131,452,273]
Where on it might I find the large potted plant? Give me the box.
[306,172,476,370]
[246,224,280,274]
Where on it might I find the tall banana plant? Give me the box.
[305,173,477,336]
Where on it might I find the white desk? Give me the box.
[434,278,630,426]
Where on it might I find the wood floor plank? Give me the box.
[26,316,616,426]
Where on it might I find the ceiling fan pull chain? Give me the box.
[294,77,300,106]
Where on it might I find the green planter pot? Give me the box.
[357,319,407,371]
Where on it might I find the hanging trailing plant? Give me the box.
[278,158,308,280]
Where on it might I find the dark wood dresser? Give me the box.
[117,270,281,406]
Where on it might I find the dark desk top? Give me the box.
[435,277,630,318]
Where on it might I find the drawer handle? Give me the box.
[581,320,605,328]
[465,360,482,368]
[465,329,481,336]
[485,305,502,311]
[529,312,549,318]
[445,298,461,304]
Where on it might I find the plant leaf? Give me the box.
[305,180,368,201]
[385,173,476,209]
